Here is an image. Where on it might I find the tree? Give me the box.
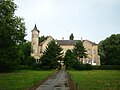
[64,49,77,69]
[73,41,87,63]
[41,40,63,69]
[0,0,26,71]
[39,35,48,43]
[69,33,74,40]
[18,41,35,66]
[99,34,120,65]
[98,40,106,65]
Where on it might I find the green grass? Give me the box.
[0,70,53,90]
[69,70,120,90]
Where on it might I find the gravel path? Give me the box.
[36,68,69,90]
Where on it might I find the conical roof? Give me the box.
[33,24,37,30]
[32,24,39,32]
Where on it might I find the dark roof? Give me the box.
[56,40,97,45]
[32,24,39,32]
[56,40,80,45]
[34,24,37,30]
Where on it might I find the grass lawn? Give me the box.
[69,70,120,90]
[0,70,53,90]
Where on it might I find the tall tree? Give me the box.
[39,35,48,43]
[0,0,26,70]
[18,41,35,65]
[64,49,77,69]
[98,40,106,65]
[41,40,63,69]
[73,41,87,63]
[69,33,74,40]
[99,34,120,65]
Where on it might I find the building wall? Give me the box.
[83,41,100,65]
[60,45,74,55]
[41,36,54,53]
[60,40,100,65]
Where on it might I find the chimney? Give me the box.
[81,37,83,41]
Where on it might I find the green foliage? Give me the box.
[39,35,48,43]
[74,62,92,70]
[33,63,42,70]
[18,41,33,65]
[0,0,26,71]
[73,41,87,61]
[69,33,74,40]
[0,64,14,72]
[85,64,93,70]
[74,62,85,70]
[64,41,88,70]
[26,56,36,66]
[99,34,120,65]
[93,65,120,70]
[41,40,63,70]
[64,49,77,69]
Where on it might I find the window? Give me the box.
[93,49,96,54]
[36,59,40,63]
[93,58,96,63]
[88,49,90,54]
[88,58,91,63]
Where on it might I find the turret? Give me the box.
[31,24,39,54]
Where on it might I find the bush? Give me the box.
[85,64,93,70]
[26,56,36,66]
[74,63,85,70]
[73,61,93,70]
[93,65,120,70]
[41,65,51,70]
[0,64,14,72]
[32,63,42,70]
[15,65,33,70]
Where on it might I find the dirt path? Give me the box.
[35,67,69,90]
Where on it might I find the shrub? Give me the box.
[93,65,120,70]
[32,63,42,70]
[15,65,33,70]
[41,65,51,70]
[73,61,93,70]
[26,56,36,66]
[85,64,93,70]
[74,62,85,70]
[0,64,14,72]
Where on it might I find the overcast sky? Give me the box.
[15,0,120,43]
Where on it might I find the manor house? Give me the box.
[31,25,100,66]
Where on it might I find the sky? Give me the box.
[14,0,120,43]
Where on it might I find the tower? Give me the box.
[31,24,39,54]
